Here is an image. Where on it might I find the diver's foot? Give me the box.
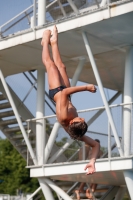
[75,190,80,200]
[50,25,58,45]
[86,189,92,199]
[41,30,51,46]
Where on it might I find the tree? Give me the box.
[0,138,39,195]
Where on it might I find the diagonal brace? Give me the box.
[82,31,123,157]
[0,69,37,164]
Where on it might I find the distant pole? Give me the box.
[36,69,54,200]
[123,47,133,156]
[123,47,133,200]
[38,0,46,25]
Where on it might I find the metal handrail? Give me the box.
[26,102,133,122]
[0,4,33,30]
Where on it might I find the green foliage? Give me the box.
[0,138,39,195]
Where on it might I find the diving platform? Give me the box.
[30,156,133,186]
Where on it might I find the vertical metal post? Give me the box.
[33,0,37,27]
[108,122,111,158]
[82,31,123,157]
[82,142,86,160]
[123,47,133,156]
[38,0,46,26]
[36,69,45,165]
[123,48,133,200]
[123,171,133,199]
[36,70,53,200]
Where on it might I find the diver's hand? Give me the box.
[86,84,97,93]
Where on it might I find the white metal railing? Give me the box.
[0,5,34,37]
[26,102,133,166]
[0,0,127,38]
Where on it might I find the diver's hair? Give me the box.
[95,139,100,143]
[68,121,88,140]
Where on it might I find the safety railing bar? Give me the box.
[26,102,133,122]
[87,130,122,138]
[0,5,34,29]
[78,102,133,113]
[46,0,58,9]
[1,10,33,36]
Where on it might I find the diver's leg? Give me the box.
[41,30,62,89]
[50,25,71,88]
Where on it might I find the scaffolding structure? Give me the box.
[0,0,133,199]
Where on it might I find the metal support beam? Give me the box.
[36,69,45,165]
[87,91,121,126]
[67,0,79,14]
[44,178,72,200]
[58,0,67,17]
[123,170,133,199]
[33,0,37,27]
[38,0,46,25]
[108,122,111,158]
[100,0,107,7]
[47,0,58,9]
[39,178,55,200]
[123,47,133,156]
[114,186,126,200]
[45,121,60,163]
[71,57,85,87]
[0,69,37,165]
[36,70,53,200]
[100,186,119,200]
[48,138,74,163]
[123,47,133,199]
[27,187,41,200]
[82,31,123,157]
